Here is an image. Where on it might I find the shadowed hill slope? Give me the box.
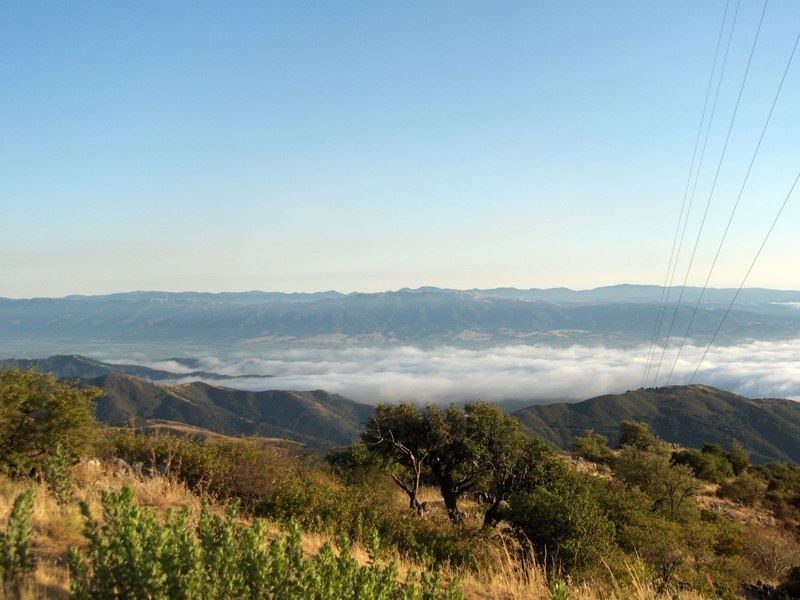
[92,373,374,448]
[514,384,800,464]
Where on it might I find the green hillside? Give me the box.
[515,384,800,464]
[92,373,373,447]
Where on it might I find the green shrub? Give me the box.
[68,485,462,599]
[548,579,570,600]
[0,368,100,476]
[326,442,387,486]
[572,429,614,464]
[262,470,492,570]
[614,445,699,522]
[0,490,36,582]
[506,472,615,574]
[105,429,296,511]
[717,471,768,506]
[43,442,73,504]
[617,421,657,450]
[723,442,750,476]
[671,448,733,484]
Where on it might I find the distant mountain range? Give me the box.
[2,355,798,462]
[2,285,800,350]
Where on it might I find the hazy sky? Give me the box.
[3,1,799,298]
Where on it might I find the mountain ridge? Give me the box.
[514,384,800,464]
[91,373,374,448]
[3,355,798,460]
[3,286,799,349]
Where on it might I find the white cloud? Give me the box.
[118,339,800,404]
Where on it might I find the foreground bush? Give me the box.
[105,428,297,511]
[69,486,462,599]
[0,490,36,583]
[262,470,492,570]
[0,368,100,476]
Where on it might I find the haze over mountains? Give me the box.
[3,285,800,349]
[2,285,799,403]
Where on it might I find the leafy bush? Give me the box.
[105,428,296,511]
[723,442,750,476]
[751,461,800,519]
[262,469,488,569]
[671,447,733,484]
[617,420,657,450]
[326,442,387,486]
[0,368,100,476]
[505,472,616,573]
[548,579,570,600]
[571,429,614,464]
[0,490,36,582]
[613,444,699,522]
[717,471,768,506]
[43,442,73,504]
[68,486,462,599]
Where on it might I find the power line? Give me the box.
[663,0,769,386]
[690,169,800,383]
[657,0,768,386]
[667,16,800,383]
[650,0,744,386]
[642,0,733,388]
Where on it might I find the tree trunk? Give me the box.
[390,473,421,512]
[483,499,502,528]
[441,488,462,524]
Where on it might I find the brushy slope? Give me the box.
[515,384,800,463]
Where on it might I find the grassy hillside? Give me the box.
[515,384,800,464]
[93,374,373,447]
[3,368,800,598]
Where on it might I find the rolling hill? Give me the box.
[1,354,798,460]
[514,384,800,464]
[91,373,374,448]
[0,354,370,447]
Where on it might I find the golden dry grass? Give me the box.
[1,459,208,599]
[0,462,732,599]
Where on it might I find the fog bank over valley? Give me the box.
[4,288,799,404]
[100,339,800,405]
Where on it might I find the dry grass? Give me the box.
[455,538,711,600]
[0,462,741,599]
[0,459,209,599]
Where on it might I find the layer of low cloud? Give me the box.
[117,339,800,405]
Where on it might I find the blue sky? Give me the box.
[2,1,799,298]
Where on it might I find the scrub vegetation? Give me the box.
[1,367,799,598]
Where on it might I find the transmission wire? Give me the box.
[650,0,744,386]
[642,0,733,388]
[689,169,800,383]
[656,0,768,386]
[667,18,800,383]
